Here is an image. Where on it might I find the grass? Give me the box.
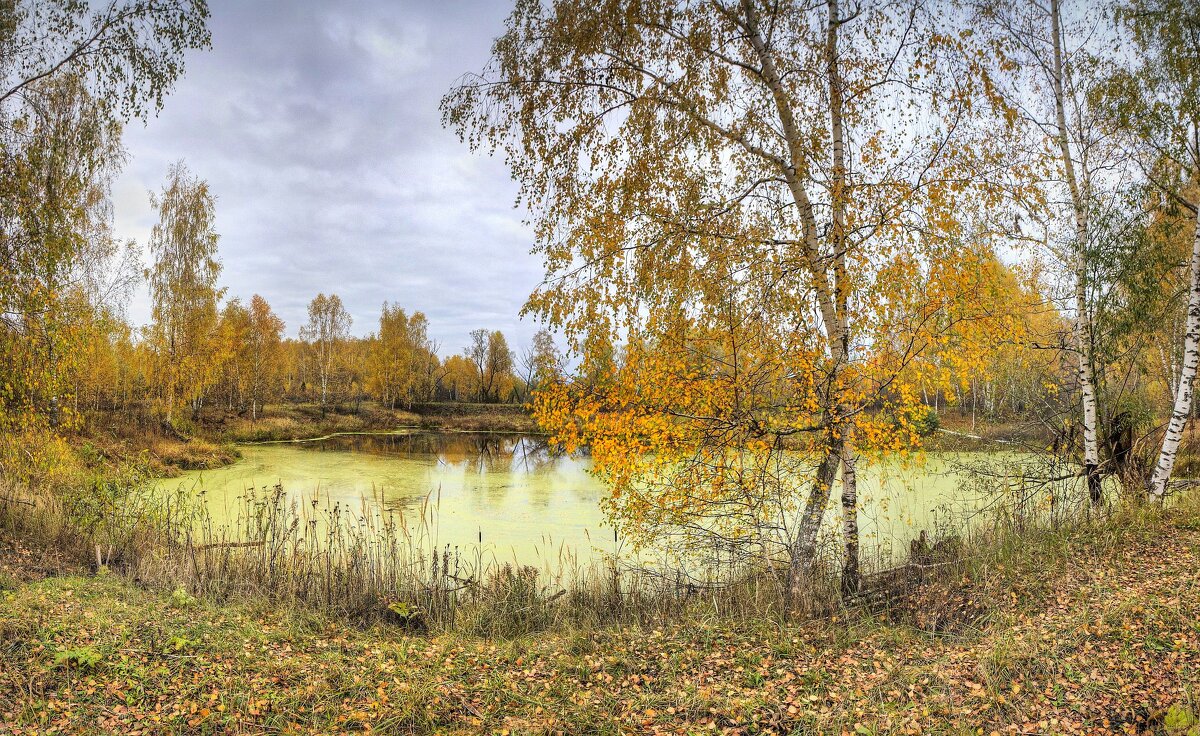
[4,421,1200,733]
[73,410,241,477]
[2,497,1200,734]
[143,436,240,473]
[216,401,539,443]
[218,403,422,443]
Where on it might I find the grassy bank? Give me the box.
[211,401,539,443]
[73,413,240,477]
[2,498,1199,734]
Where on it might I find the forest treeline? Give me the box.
[3,0,1200,608]
[6,152,560,427]
[76,173,563,424]
[0,4,560,449]
[73,274,561,423]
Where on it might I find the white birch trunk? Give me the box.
[1075,249,1103,503]
[1149,213,1200,498]
[741,0,849,598]
[839,442,860,598]
[1050,0,1102,504]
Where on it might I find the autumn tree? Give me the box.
[439,354,478,402]
[446,0,1012,596]
[0,76,135,429]
[245,294,284,420]
[519,328,561,400]
[466,329,515,403]
[0,0,207,435]
[301,293,351,409]
[146,161,222,427]
[214,298,250,411]
[974,0,1149,505]
[406,312,440,404]
[1,0,210,118]
[1105,0,1200,498]
[74,305,140,413]
[368,304,438,409]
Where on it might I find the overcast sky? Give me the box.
[112,0,541,355]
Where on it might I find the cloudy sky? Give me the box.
[112,0,541,355]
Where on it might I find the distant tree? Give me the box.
[367,304,438,409]
[465,329,515,403]
[485,331,515,402]
[246,295,284,420]
[146,161,222,426]
[440,354,478,402]
[519,328,561,400]
[300,293,351,409]
[215,298,250,411]
[368,303,403,409]
[406,312,439,404]
[465,329,488,401]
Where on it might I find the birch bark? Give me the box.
[1149,213,1200,498]
[1050,0,1103,504]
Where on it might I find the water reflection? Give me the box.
[171,432,613,565]
[168,433,1039,567]
[310,432,562,479]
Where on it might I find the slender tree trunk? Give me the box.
[1050,0,1102,505]
[971,380,977,434]
[1149,212,1200,498]
[825,0,860,597]
[789,440,840,597]
[1075,254,1103,504]
[839,441,860,598]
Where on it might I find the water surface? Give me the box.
[165,431,1030,566]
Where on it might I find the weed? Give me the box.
[54,646,103,670]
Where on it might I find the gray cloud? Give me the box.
[113,0,546,355]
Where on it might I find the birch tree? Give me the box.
[975,0,1141,505]
[520,328,562,399]
[465,328,516,403]
[246,294,284,420]
[0,0,207,432]
[1106,0,1200,498]
[0,0,210,118]
[301,293,351,409]
[147,161,222,427]
[445,0,1012,597]
[369,304,437,409]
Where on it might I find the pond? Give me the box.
[163,431,1041,568]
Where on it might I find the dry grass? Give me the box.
[218,401,539,442]
[148,483,831,635]
[219,403,424,442]
[4,493,1200,734]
